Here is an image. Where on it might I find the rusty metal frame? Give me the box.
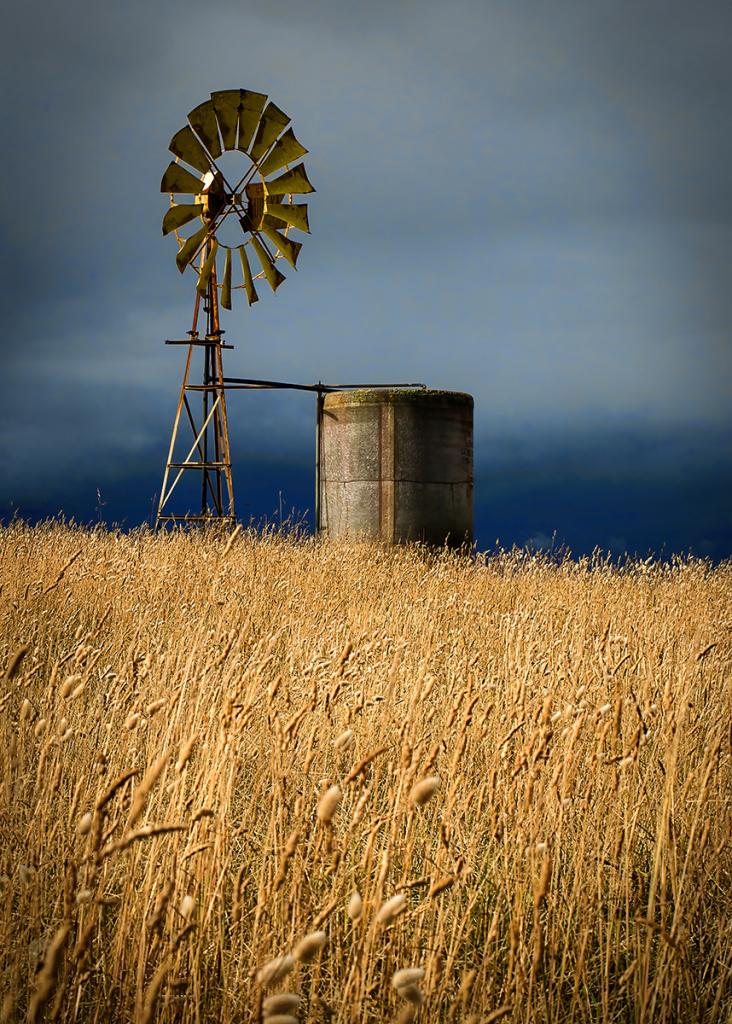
[156,244,235,527]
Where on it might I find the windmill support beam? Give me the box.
[156,247,235,528]
[165,338,235,349]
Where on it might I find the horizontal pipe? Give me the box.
[221,377,427,393]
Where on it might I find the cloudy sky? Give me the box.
[2,0,730,556]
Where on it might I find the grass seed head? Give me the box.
[262,993,302,1015]
[317,784,342,822]
[333,728,354,751]
[347,889,363,922]
[376,892,407,925]
[4,645,28,682]
[180,894,195,919]
[176,734,198,773]
[127,753,168,826]
[60,674,81,698]
[257,954,295,987]
[392,967,425,990]
[408,775,440,806]
[293,929,327,962]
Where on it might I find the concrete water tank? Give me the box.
[319,388,473,546]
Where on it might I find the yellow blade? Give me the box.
[249,102,290,163]
[221,247,232,309]
[237,89,268,153]
[265,162,315,195]
[251,235,286,292]
[258,127,309,178]
[196,241,218,294]
[161,161,204,195]
[260,221,302,269]
[211,90,240,150]
[188,99,222,159]
[238,245,259,306]
[264,203,310,234]
[162,203,203,236]
[168,125,212,175]
[176,223,209,273]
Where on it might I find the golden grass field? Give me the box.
[1,522,730,1023]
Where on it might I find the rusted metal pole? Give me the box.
[315,386,324,534]
[208,261,223,515]
[201,333,210,514]
[209,256,234,519]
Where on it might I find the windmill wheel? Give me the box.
[160,89,315,309]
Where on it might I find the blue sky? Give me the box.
[1,1,730,556]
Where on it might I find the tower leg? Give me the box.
[156,244,235,527]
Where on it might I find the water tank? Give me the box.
[319,388,473,546]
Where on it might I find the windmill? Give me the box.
[156,88,315,527]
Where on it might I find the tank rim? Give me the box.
[323,388,473,408]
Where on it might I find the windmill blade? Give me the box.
[258,127,308,178]
[162,203,203,236]
[251,236,286,292]
[237,89,268,153]
[265,163,315,196]
[221,247,233,309]
[161,161,205,195]
[249,102,290,164]
[264,203,310,234]
[211,90,241,150]
[196,241,218,294]
[175,223,209,273]
[260,222,302,269]
[238,246,259,306]
[188,99,222,159]
[168,126,212,175]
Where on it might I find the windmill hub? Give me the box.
[201,172,227,222]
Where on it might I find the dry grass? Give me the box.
[0,521,730,1023]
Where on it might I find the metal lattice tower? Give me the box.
[156,88,314,527]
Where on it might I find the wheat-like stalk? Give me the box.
[0,521,728,1024]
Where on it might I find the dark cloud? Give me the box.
[1,1,730,553]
